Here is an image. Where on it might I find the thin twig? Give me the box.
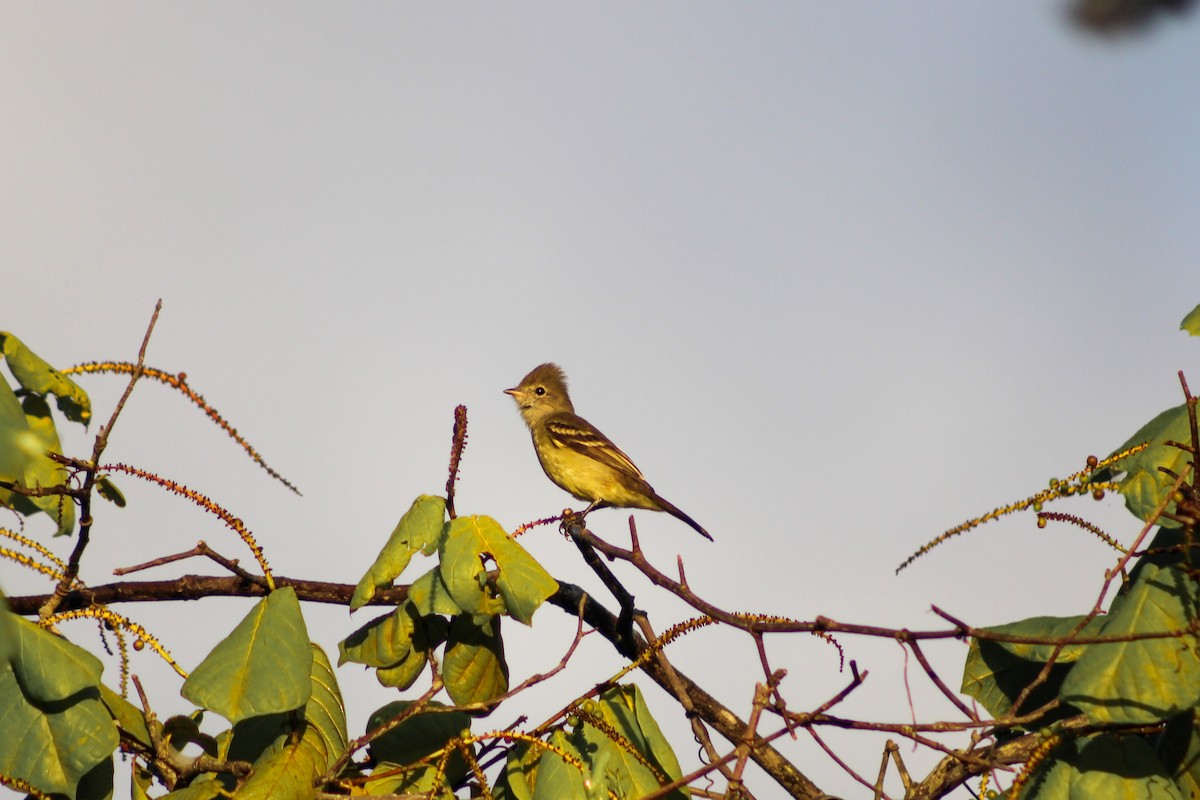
[40,300,161,619]
[114,541,263,584]
[906,638,978,721]
[728,682,773,797]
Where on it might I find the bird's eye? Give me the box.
[534,386,546,396]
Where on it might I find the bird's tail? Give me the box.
[653,494,714,541]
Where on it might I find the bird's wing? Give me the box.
[545,413,646,480]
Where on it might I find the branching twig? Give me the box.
[40,300,162,620]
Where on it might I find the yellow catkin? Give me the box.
[64,361,300,495]
[44,607,188,679]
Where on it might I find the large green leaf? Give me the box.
[532,731,592,800]
[439,516,557,624]
[442,615,508,707]
[225,711,291,767]
[961,615,1103,723]
[232,738,319,800]
[0,660,118,797]
[351,495,446,611]
[364,700,471,796]
[1061,536,1200,725]
[572,685,688,800]
[182,588,312,723]
[224,646,344,765]
[502,685,687,800]
[1023,734,1182,800]
[366,700,471,766]
[0,331,91,424]
[218,645,344,797]
[302,644,347,770]
[10,614,105,702]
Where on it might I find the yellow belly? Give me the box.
[532,431,658,509]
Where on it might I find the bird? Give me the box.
[504,363,713,541]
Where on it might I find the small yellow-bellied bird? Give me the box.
[504,363,713,541]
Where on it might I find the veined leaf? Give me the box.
[351,495,446,611]
[439,516,557,624]
[182,588,312,723]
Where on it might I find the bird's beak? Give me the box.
[503,387,520,397]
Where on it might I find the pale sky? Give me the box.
[3,5,1199,798]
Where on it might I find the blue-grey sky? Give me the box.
[3,5,1199,798]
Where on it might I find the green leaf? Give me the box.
[182,587,312,723]
[1180,304,1200,337]
[364,763,457,799]
[497,741,539,800]
[0,331,91,424]
[573,684,688,800]
[961,615,1103,723]
[222,645,345,795]
[0,373,30,497]
[365,700,471,784]
[1061,535,1200,725]
[362,700,468,797]
[375,646,429,691]
[0,376,74,534]
[351,495,446,611]
[1158,709,1200,798]
[442,615,508,707]
[232,738,319,800]
[339,606,416,669]
[225,711,292,766]
[533,731,591,800]
[161,779,225,800]
[16,393,74,535]
[495,544,559,626]
[163,713,218,756]
[409,566,464,616]
[76,756,115,800]
[10,614,104,702]
[381,614,445,691]
[304,644,347,768]
[96,476,126,507]
[0,593,14,662]
[0,661,119,797]
[439,516,557,623]
[1100,404,1191,528]
[131,760,155,800]
[505,685,687,800]
[99,683,151,750]
[1024,734,1182,800]
[340,606,445,690]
